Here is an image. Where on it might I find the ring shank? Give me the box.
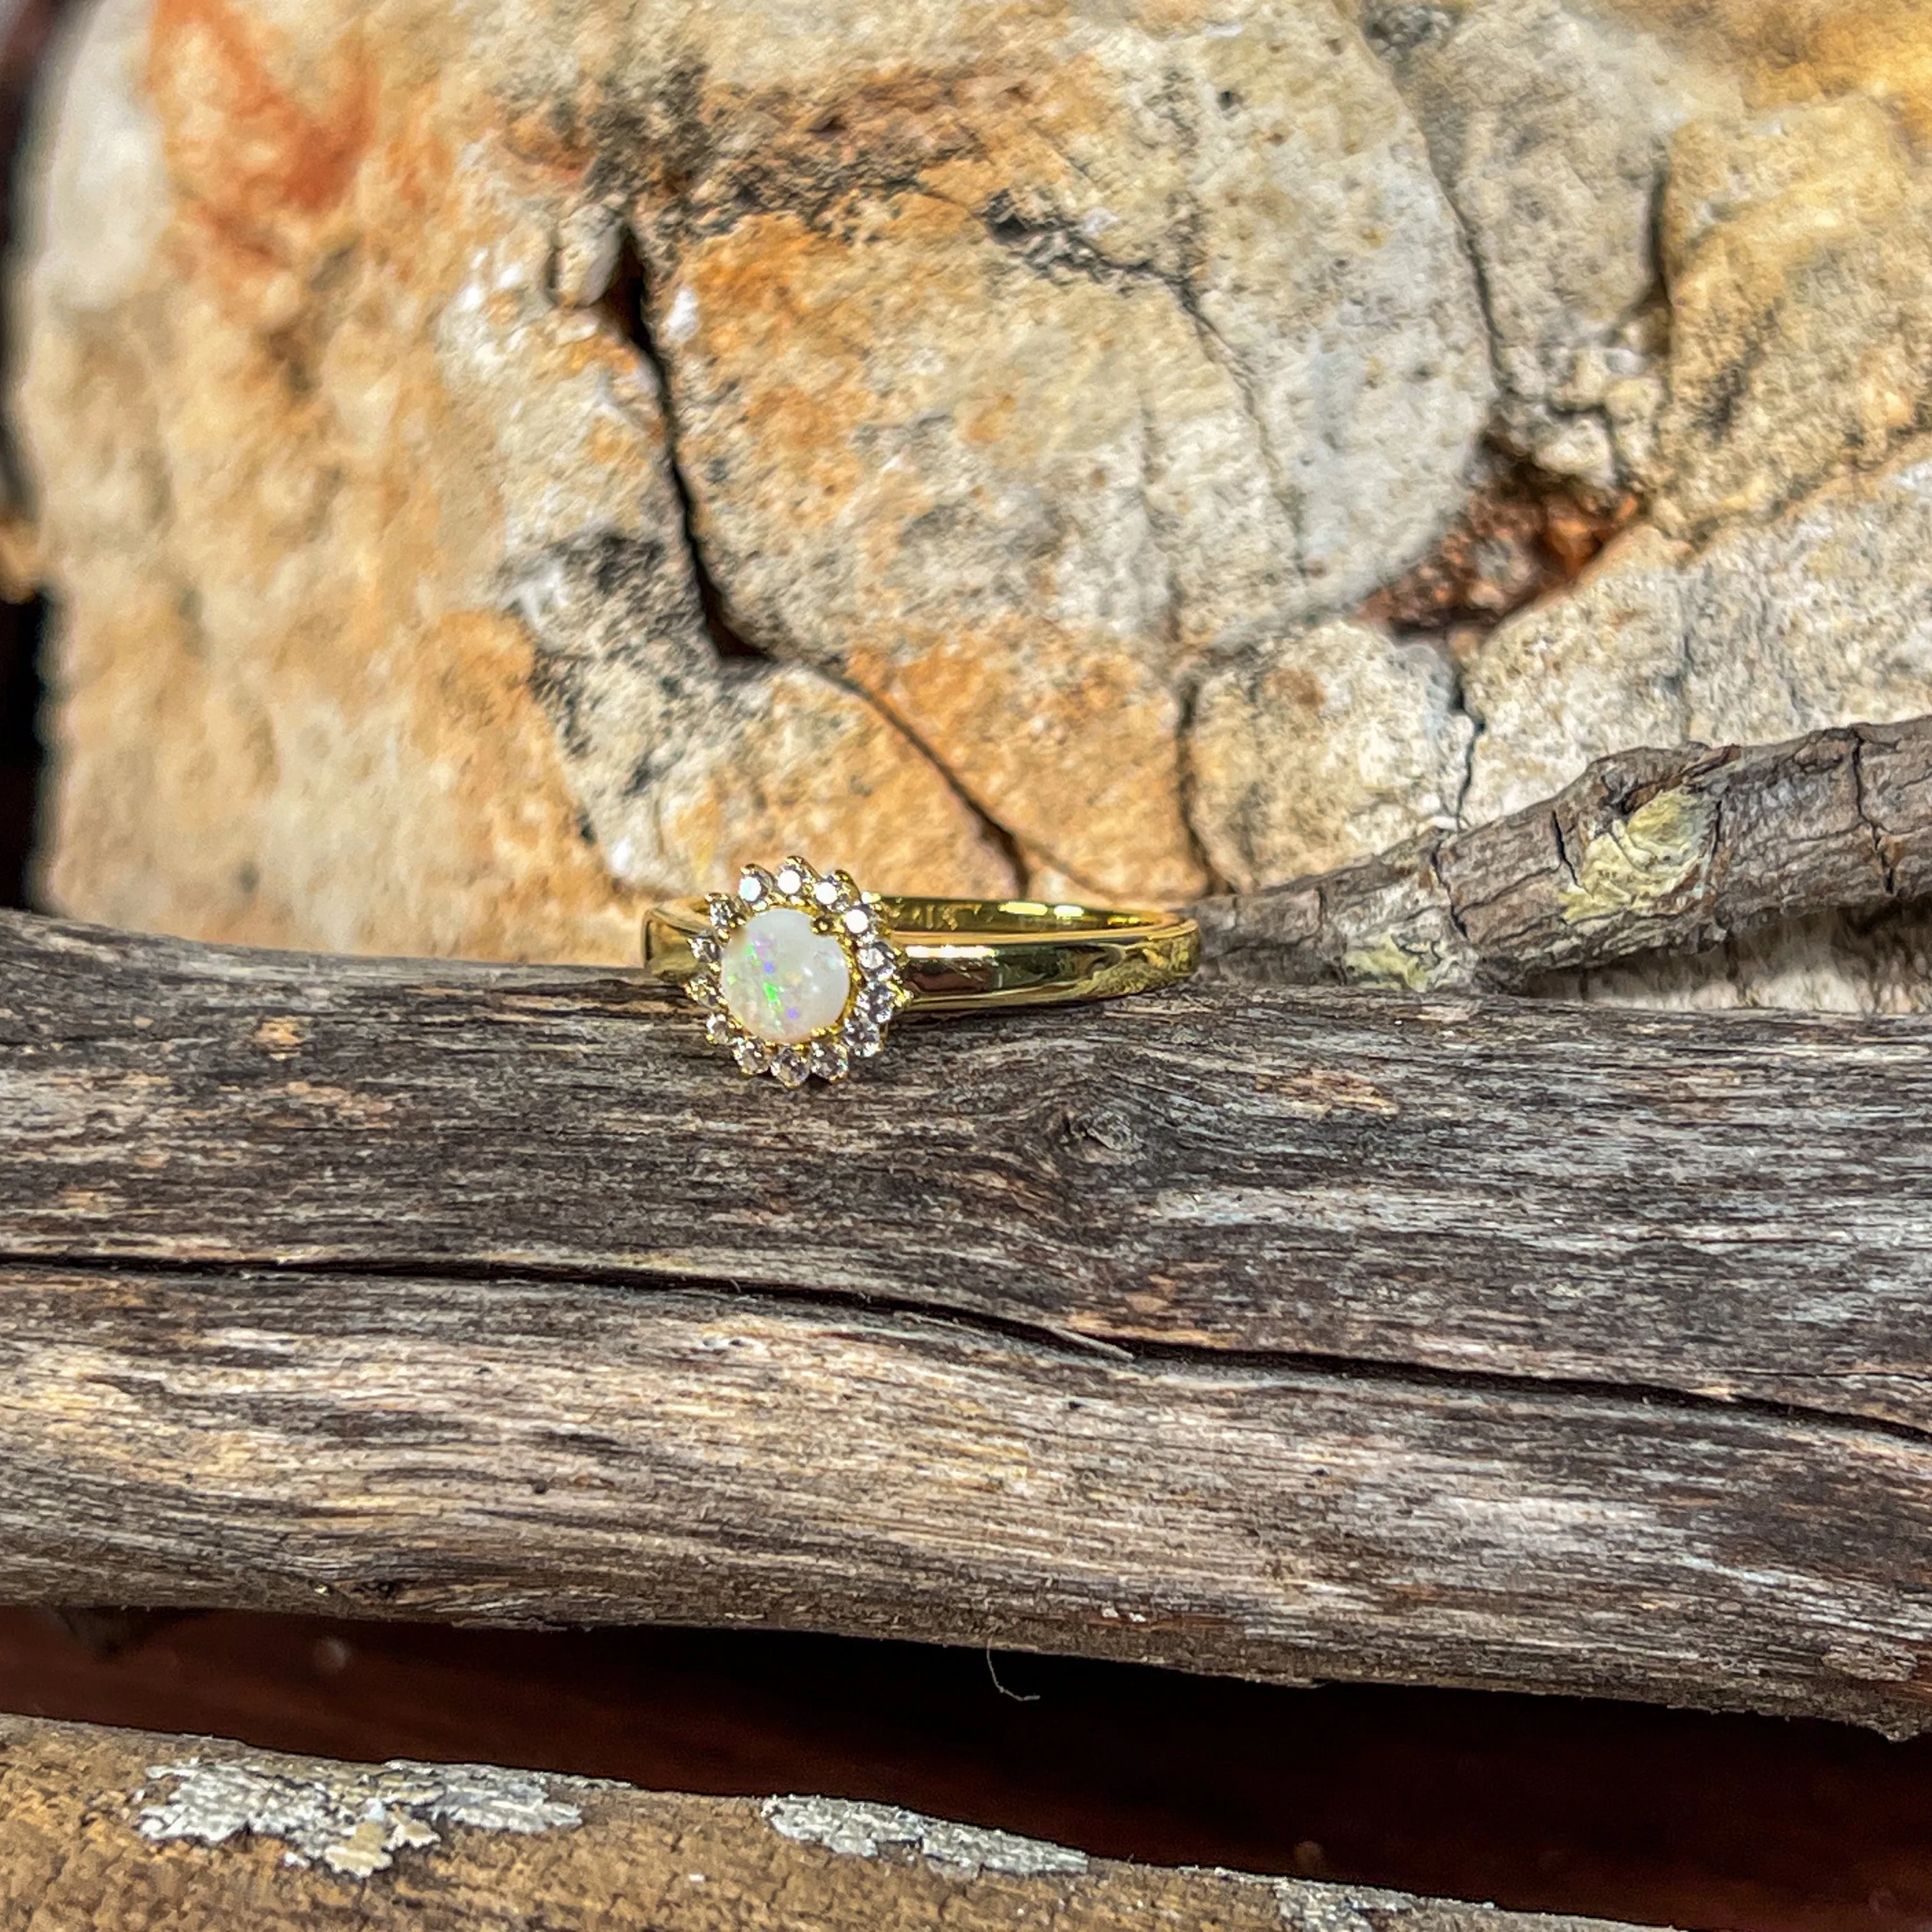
[643,894,1199,1013]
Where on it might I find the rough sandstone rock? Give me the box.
[14,0,1932,1009]
[19,0,1016,959]
[1654,94,1932,534]
[1361,0,1724,491]
[1463,441,1932,825]
[1189,617,1471,890]
[1457,438,1932,1012]
[15,0,1491,948]
[1605,0,1932,145]
[603,0,1492,898]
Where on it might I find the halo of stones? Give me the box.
[684,856,911,1086]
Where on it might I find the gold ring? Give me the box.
[643,856,1200,1085]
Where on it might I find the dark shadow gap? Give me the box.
[595,226,768,663]
[0,591,45,910]
[1359,443,1641,643]
[4,1607,1929,1932]
[0,1,70,912]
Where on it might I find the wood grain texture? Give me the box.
[4,907,1929,1423]
[4,910,1932,1727]
[6,1262,1932,1727]
[1195,716,1932,993]
[0,1714,1650,1932]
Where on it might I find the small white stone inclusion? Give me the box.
[719,907,852,1045]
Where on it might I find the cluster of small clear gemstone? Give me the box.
[686,855,910,1085]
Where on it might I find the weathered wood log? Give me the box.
[4,910,1932,1729]
[1195,714,1932,992]
[0,1712,1653,1932]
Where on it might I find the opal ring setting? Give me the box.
[642,857,1200,1085]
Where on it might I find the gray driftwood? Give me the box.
[1195,714,1932,991]
[0,1713,1650,1932]
[5,910,1932,1731]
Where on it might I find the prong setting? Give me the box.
[688,860,909,1084]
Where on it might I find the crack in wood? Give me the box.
[6,792,1932,1728]
[5,1252,1929,1452]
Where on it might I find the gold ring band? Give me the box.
[643,856,1199,1085]
[646,893,1200,1010]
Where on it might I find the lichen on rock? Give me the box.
[135,1750,581,1880]
[761,1795,1089,1878]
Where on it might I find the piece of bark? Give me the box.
[0,1712,1653,1932]
[1195,714,1932,992]
[10,1257,1932,1729]
[5,911,1932,1729]
[4,906,1931,1424]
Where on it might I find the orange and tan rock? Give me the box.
[1189,618,1471,890]
[1652,94,1932,533]
[17,0,1932,1008]
[1602,0,1932,144]
[13,0,1491,949]
[1463,439,1932,827]
[17,0,1018,961]
[606,0,1492,897]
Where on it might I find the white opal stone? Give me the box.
[719,907,852,1045]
